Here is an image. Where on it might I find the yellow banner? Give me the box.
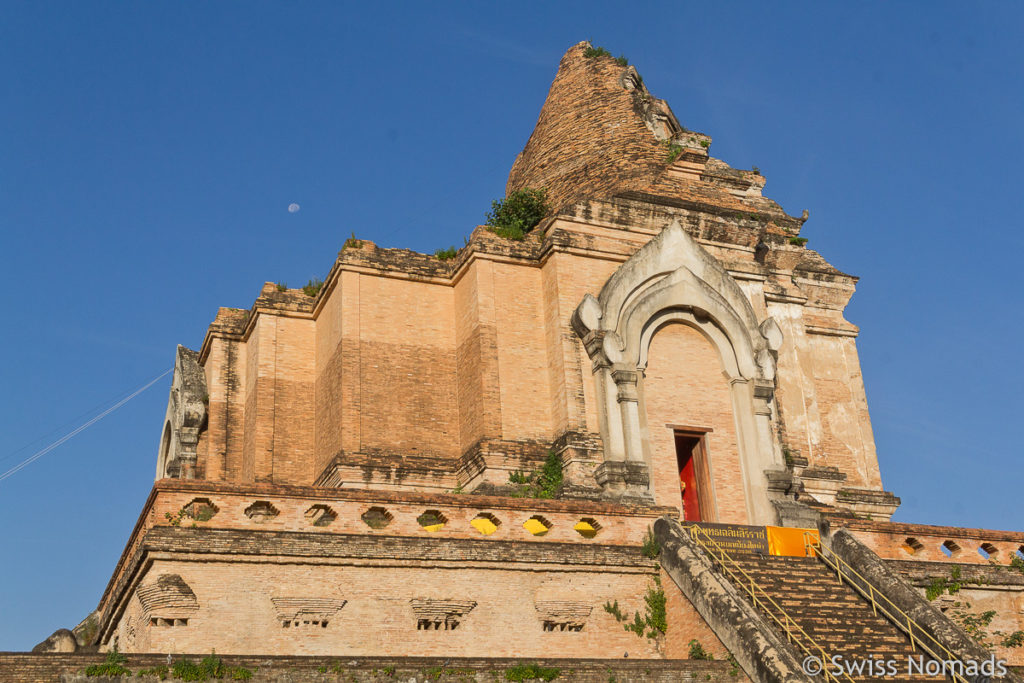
[766,526,818,557]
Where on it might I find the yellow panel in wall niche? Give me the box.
[523,515,552,536]
[416,510,448,533]
[470,513,500,535]
[573,519,599,539]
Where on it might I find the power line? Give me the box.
[0,379,154,467]
[0,368,172,484]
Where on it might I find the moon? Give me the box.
[287,203,300,213]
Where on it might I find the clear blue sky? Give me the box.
[2,2,1022,651]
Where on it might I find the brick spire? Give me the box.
[506,42,679,214]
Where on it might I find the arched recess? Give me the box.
[157,421,173,479]
[571,220,784,524]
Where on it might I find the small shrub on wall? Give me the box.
[485,188,548,240]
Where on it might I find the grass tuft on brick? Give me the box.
[505,662,561,681]
[84,648,131,677]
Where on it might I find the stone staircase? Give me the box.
[729,554,943,682]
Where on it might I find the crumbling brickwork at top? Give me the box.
[507,42,801,228]
[506,42,670,214]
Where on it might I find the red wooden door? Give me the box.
[679,453,701,521]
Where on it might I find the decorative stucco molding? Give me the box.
[571,221,787,523]
[156,345,208,480]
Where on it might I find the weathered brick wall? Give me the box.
[241,312,264,482]
[769,300,882,491]
[199,311,248,482]
[268,315,316,483]
[544,250,621,436]
[491,261,554,441]
[93,508,732,663]
[116,558,664,658]
[661,567,730,661]
[355,276,459,459]
[0,653,743,683]
[313,272,345,478]
[885,558,1024,666]
[506,42,668,215]
[454,260,502,453]
[642,324,745,521]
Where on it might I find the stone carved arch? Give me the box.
[637,309,740,378]
[571,221,785,524]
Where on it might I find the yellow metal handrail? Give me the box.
[684,524,855,683]
[803,532,970,683]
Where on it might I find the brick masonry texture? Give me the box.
[0,654,746,683]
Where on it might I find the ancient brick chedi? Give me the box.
[51,43,1023,676]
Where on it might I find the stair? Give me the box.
[727,554,946,682]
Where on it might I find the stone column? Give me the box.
[612,369,644,463]
[593,367,650,499]
[750,379,782,524]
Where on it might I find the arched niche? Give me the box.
[571,221,784,524]
[157,421,172,479]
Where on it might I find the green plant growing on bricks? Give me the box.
[608,577,666,641]
[641,526,660,559]
[485,188,549,240]
[434,246,458,261]
[688,639,714,660]
[168,652,253,681]
[302,278,324,297]
[84,647,131,677]
[663,140,683,164]
[342,232,362,250]
[505,663,560,681]
[507,450,563,499]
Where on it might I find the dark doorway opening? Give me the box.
[674,431,710,522]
